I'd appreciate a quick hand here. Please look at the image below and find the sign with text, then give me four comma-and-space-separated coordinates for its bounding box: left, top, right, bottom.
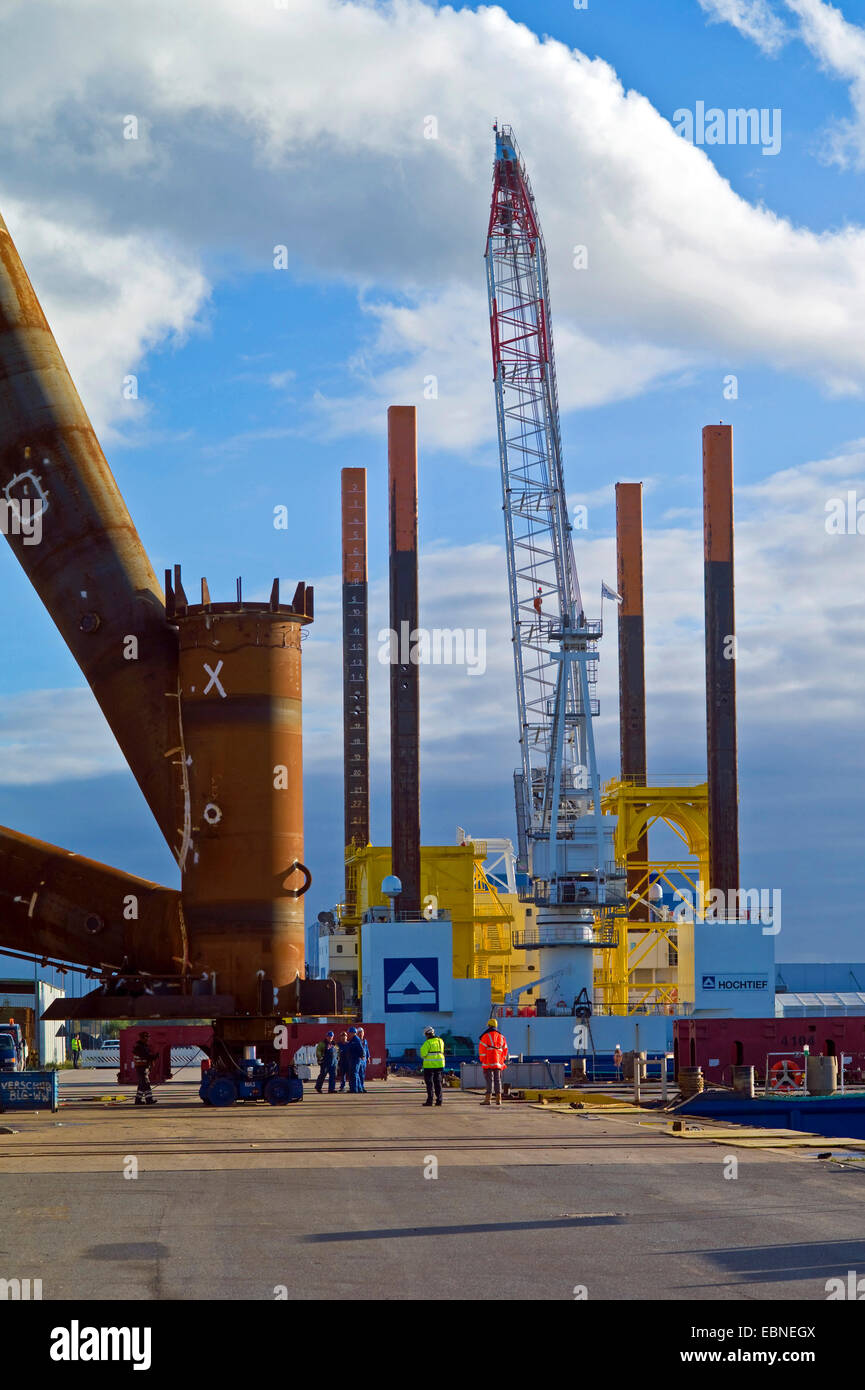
0, 1071, 58, 1112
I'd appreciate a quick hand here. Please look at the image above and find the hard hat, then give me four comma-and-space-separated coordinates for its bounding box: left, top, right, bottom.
348, 1026, 358, 1034
487, 1019, 498, 1029
423, 1026, 435, 1036
325, 1031, 334, 1038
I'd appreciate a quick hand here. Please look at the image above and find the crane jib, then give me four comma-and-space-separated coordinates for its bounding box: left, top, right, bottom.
486, 123, 620, 912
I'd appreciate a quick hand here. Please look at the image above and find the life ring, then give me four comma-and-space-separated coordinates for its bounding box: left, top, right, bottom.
770, 1058, 804, 1092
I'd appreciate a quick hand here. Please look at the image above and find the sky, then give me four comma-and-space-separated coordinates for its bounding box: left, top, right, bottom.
0, 0, 864, 974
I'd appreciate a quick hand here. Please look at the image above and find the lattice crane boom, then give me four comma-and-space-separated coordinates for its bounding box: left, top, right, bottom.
485, 124, 618, 908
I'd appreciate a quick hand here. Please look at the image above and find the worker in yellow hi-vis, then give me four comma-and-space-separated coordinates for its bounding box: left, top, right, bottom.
420, 1026, 445, 1107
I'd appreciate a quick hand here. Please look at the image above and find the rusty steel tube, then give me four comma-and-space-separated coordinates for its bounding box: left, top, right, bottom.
176, 596, 311, 1012
703, 424, 739, 896
388, 406, 421, 916
0, 210, 180, 856
616, 482, 649, 922
342, 467, 369, 904
0, 823, 182, 972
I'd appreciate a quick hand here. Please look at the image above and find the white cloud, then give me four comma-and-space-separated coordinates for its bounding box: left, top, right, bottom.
0, 688, 126, 784
309, 287, 689, 451
784, 0, 865, 168
268, 368, 296, 390
699, 0, 865, 170
697, 0, 792, 54
1, 199, 208, 439
3, 0, 865, 444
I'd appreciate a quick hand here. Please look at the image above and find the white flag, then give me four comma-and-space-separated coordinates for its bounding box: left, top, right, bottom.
601, 582, 622, 603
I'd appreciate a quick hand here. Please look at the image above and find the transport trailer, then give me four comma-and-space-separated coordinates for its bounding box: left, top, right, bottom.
117, 1018, 299, 1107
200, 1058, 303, 1107
199, 1015, 304, 1107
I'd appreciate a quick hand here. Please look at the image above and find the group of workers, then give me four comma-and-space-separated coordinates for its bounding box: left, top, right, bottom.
314, 1025, 370, 1094
312, 1018, 508, 1107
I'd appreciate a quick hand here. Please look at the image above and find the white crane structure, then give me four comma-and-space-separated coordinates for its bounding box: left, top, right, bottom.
484, 124, 624, 1011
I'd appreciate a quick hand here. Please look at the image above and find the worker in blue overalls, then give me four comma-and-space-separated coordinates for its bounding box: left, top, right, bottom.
346, 1027, 365, 1093
336, 1031, 350, 1091
314, 1031, 337, 1094
356, 1026, 371, 1093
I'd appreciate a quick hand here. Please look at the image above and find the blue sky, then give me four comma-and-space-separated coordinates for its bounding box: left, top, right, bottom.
0, 0, 864, 972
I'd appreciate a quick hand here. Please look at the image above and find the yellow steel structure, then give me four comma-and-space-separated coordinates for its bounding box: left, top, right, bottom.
343, 844, 474, 976
344, 838, 638, 1010
342, 842, 534, 1003
598, 780, 710, 1014
469, 841, 520, 1001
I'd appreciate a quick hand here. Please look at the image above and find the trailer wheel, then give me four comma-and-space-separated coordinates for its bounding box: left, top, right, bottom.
207, 1077, 238, 1107
264, 1077, 292, 1106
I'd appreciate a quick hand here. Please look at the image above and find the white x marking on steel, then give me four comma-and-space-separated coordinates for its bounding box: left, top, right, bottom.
203, 660, 226, 698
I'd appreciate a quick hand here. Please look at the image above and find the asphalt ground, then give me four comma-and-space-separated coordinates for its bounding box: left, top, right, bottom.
2, 1069, 864, 1303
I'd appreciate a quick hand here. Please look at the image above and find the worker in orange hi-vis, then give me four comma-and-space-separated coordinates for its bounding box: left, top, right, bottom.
479, 1018, 509, 1107
533, 586, 543, 617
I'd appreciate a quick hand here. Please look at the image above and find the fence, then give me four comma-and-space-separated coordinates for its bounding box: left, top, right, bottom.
83, 1045, 207, 1071
81, 1047, 122, 1068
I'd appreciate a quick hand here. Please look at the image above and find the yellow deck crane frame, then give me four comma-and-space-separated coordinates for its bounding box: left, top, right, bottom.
341, 841, 523, 1005
596, 780, 710, 1014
